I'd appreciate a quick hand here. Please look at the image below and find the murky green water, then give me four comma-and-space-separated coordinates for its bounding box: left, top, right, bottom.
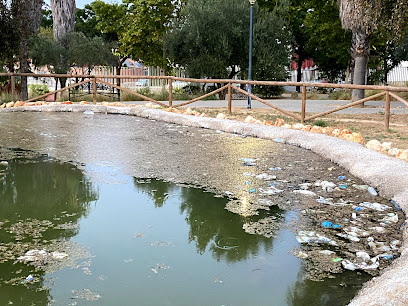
0, 154, 370, 305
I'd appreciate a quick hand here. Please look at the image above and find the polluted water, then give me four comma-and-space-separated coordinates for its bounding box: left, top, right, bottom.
1, 149, 399, 305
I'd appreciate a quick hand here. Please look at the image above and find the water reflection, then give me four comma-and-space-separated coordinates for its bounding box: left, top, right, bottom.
134, 178, 283, 263
0, 150, 98, 305
286, 269, 372, 306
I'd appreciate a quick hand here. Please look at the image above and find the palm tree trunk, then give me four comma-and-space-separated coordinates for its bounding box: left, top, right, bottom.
351, 30, 369, 104
50, 0, 76, 42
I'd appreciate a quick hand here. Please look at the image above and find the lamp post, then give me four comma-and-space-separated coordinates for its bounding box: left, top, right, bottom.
247, 0, 256, 109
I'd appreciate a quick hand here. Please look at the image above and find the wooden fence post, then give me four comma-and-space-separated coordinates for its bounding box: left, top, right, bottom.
228, 82, 232, 114
301, 85, 306, 123
385, 91, 391, 131
11, 75, 15, 98
168, 78, 173, 107
92, 77, 97, 104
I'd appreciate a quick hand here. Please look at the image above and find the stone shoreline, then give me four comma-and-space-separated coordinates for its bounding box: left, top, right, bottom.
1, 104, 408, 305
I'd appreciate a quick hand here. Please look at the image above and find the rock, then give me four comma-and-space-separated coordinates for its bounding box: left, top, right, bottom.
321, 127, 333, 135
366, 139, 383, 151
292, 123, 304, 130
302, 125, 312, 131
6, 101, 14, 108
184, 107, 193, 115
0, 103, 6, 108
332, 129, 341, 137
381, 142, 393, 151
244, 116, 257, 123
80, 101, 89, 105
311, 126, 323, 133
14, 101, 25, 107
274, 118, 285, 127
216, 113, 227, 119
281, 124, 292, 129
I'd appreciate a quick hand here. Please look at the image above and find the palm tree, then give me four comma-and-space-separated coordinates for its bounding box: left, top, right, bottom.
50, 0, 76, 42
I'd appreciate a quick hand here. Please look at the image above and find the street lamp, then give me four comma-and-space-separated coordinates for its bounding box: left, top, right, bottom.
247, 0, 256, 109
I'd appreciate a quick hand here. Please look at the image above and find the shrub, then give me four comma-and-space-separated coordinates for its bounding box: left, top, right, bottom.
252, 85, 284, 98
29, 84, 49, 97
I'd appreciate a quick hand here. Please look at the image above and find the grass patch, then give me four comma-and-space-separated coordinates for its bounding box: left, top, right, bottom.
328, 89, 352, 100
312, 119, 328, 127
0, 92, 21, 103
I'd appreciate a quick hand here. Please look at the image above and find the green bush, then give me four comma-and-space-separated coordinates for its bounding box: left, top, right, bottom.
29, 84, 49, 97
252, 85, 284, 98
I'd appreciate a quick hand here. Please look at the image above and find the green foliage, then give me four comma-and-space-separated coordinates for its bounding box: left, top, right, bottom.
303, 0, 351, 82
30, 28, 69, 73
64, 32, 116, 72
166, 0, 290, 84
0, 0, 20, 69
29, 84, 49, 96
313, 119, 328, 127
92, 0, 182, 68
252, 85, 284, 98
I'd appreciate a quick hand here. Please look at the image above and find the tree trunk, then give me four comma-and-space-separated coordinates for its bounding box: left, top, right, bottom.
50, 0, 76, 42
351, 30, 369, 104
296, 56, 303, 93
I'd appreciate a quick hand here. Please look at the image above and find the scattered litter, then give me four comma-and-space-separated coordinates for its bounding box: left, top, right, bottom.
339, 184, 347, 189
337, 233, 360, 242
319, 250, 335, 255
352, 184, 369, 190
25, 274, 34, 282
321, 221, 341, 229
338, 176, 347, 180
239, 158, 257, 163
241, 134, 248, 138
381, 213, 398, 224
296, 231, 338, 246
150, 263, 170, 274
214, 277, 223, 283
243, 172, 255, 177
314, 181, 336, 192
258, 186, 284, 195
83, 110, 94, 116
390, 200, 402, 211
273, 138, 286, 143
332, 258, 343, 263
367, 187, 378, 196
248, 188, 256, 193
269, 167, 281, 171
0, 161, 8, 166
242, 162, 257, 167
71, 289, 101, 301
379, 254, 393, 260
255, 173, 276, 180
359, 202, 390, 211
293, 190, 316, 197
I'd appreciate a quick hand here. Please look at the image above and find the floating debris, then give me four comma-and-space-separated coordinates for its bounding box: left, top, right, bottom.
243, 217, 281, 238
71, 289, 101, 301
150, 263, 170, 274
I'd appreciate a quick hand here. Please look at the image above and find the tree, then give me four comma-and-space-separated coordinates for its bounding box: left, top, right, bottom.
92, 0, 184, 69
338, 0, 408, 101
0, 0, 19, 71
12, 0, 43, 100
165, 0, 290, 97
50, 0, 76, 42
303, 0, 352, 83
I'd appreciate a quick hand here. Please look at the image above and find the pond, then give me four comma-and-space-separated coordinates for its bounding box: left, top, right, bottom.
0, 152, 372, 305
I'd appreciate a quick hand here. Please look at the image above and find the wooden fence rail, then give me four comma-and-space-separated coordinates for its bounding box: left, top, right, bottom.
1, 73, 407, 131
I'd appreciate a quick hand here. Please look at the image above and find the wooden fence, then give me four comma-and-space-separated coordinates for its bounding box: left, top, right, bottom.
1, 72, 408, 131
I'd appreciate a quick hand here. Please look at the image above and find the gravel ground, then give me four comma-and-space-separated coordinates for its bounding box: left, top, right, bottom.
1, 105, 408, 305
